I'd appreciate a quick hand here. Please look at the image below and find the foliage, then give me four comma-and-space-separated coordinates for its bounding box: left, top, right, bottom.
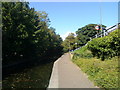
73, 46, 93, 59
72, 29, 119, 89
76, 24, 106, 47
87, 29, 120, 60
62, 33, 77, 52
72, 57, 119, 89
2, 2, 63, 64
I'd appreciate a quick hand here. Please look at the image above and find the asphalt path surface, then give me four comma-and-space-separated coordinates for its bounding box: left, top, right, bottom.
48, 53, 99, 88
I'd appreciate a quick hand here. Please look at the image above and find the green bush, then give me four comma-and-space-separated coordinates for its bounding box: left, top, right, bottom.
72, 30, 119, 89
87, 29, 120, 60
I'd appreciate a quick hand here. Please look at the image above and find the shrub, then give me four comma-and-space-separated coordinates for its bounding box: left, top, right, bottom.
87, 29, 120, 60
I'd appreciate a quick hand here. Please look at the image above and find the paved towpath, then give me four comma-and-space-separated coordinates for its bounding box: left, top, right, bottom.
48, 53, 99, 88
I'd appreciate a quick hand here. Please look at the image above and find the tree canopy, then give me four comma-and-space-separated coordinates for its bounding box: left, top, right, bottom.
62, 24, 107, 52
2, 2, 63, 64
76, 24, 106, 47
62, 33, 77, 52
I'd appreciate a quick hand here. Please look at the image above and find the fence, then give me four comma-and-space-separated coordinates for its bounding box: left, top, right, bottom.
95, 23, 119, 38
73, 23, 119, 51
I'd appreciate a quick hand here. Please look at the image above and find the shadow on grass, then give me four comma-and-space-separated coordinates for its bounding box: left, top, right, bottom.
2, 56, 59, 89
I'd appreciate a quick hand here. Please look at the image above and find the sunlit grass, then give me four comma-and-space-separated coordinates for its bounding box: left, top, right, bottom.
73, 46, 93, 59
72, 57, 119, 89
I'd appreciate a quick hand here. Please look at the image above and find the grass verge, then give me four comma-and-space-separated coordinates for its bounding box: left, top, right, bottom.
72, 57, 119, 89
73, 46, 93, 59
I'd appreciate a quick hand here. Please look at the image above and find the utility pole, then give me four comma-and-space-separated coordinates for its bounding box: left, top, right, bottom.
100, 0, 103, 37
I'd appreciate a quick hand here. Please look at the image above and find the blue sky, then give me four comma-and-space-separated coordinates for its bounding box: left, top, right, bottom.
29, 2, 118, 40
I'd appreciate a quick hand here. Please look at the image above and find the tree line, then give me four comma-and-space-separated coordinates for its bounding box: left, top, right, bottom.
62, 24, 106, 52
62, 24, 119, 60
2, 2, 63, 65
3, 1, 119, 64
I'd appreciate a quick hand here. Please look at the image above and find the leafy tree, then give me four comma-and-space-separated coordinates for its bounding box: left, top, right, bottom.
45, 27, 63, 57
76, 24, 106, 47
2, 2, 39, 61
62, 33, 77, 52
2, 2, 63, 64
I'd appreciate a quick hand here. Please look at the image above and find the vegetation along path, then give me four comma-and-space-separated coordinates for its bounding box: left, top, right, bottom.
48, 53, 99, 88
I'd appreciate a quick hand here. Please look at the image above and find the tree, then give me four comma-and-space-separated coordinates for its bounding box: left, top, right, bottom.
62, 33, 77, 52
2, 2, 63, 64
76, 24, 106, 47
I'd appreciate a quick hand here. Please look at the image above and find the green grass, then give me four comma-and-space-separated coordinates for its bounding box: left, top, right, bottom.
73, 46, 93, 59
74, 46, 88, 54
2, 62, 54, 89
72, 57, 119, 89
72, 45, 119, 89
